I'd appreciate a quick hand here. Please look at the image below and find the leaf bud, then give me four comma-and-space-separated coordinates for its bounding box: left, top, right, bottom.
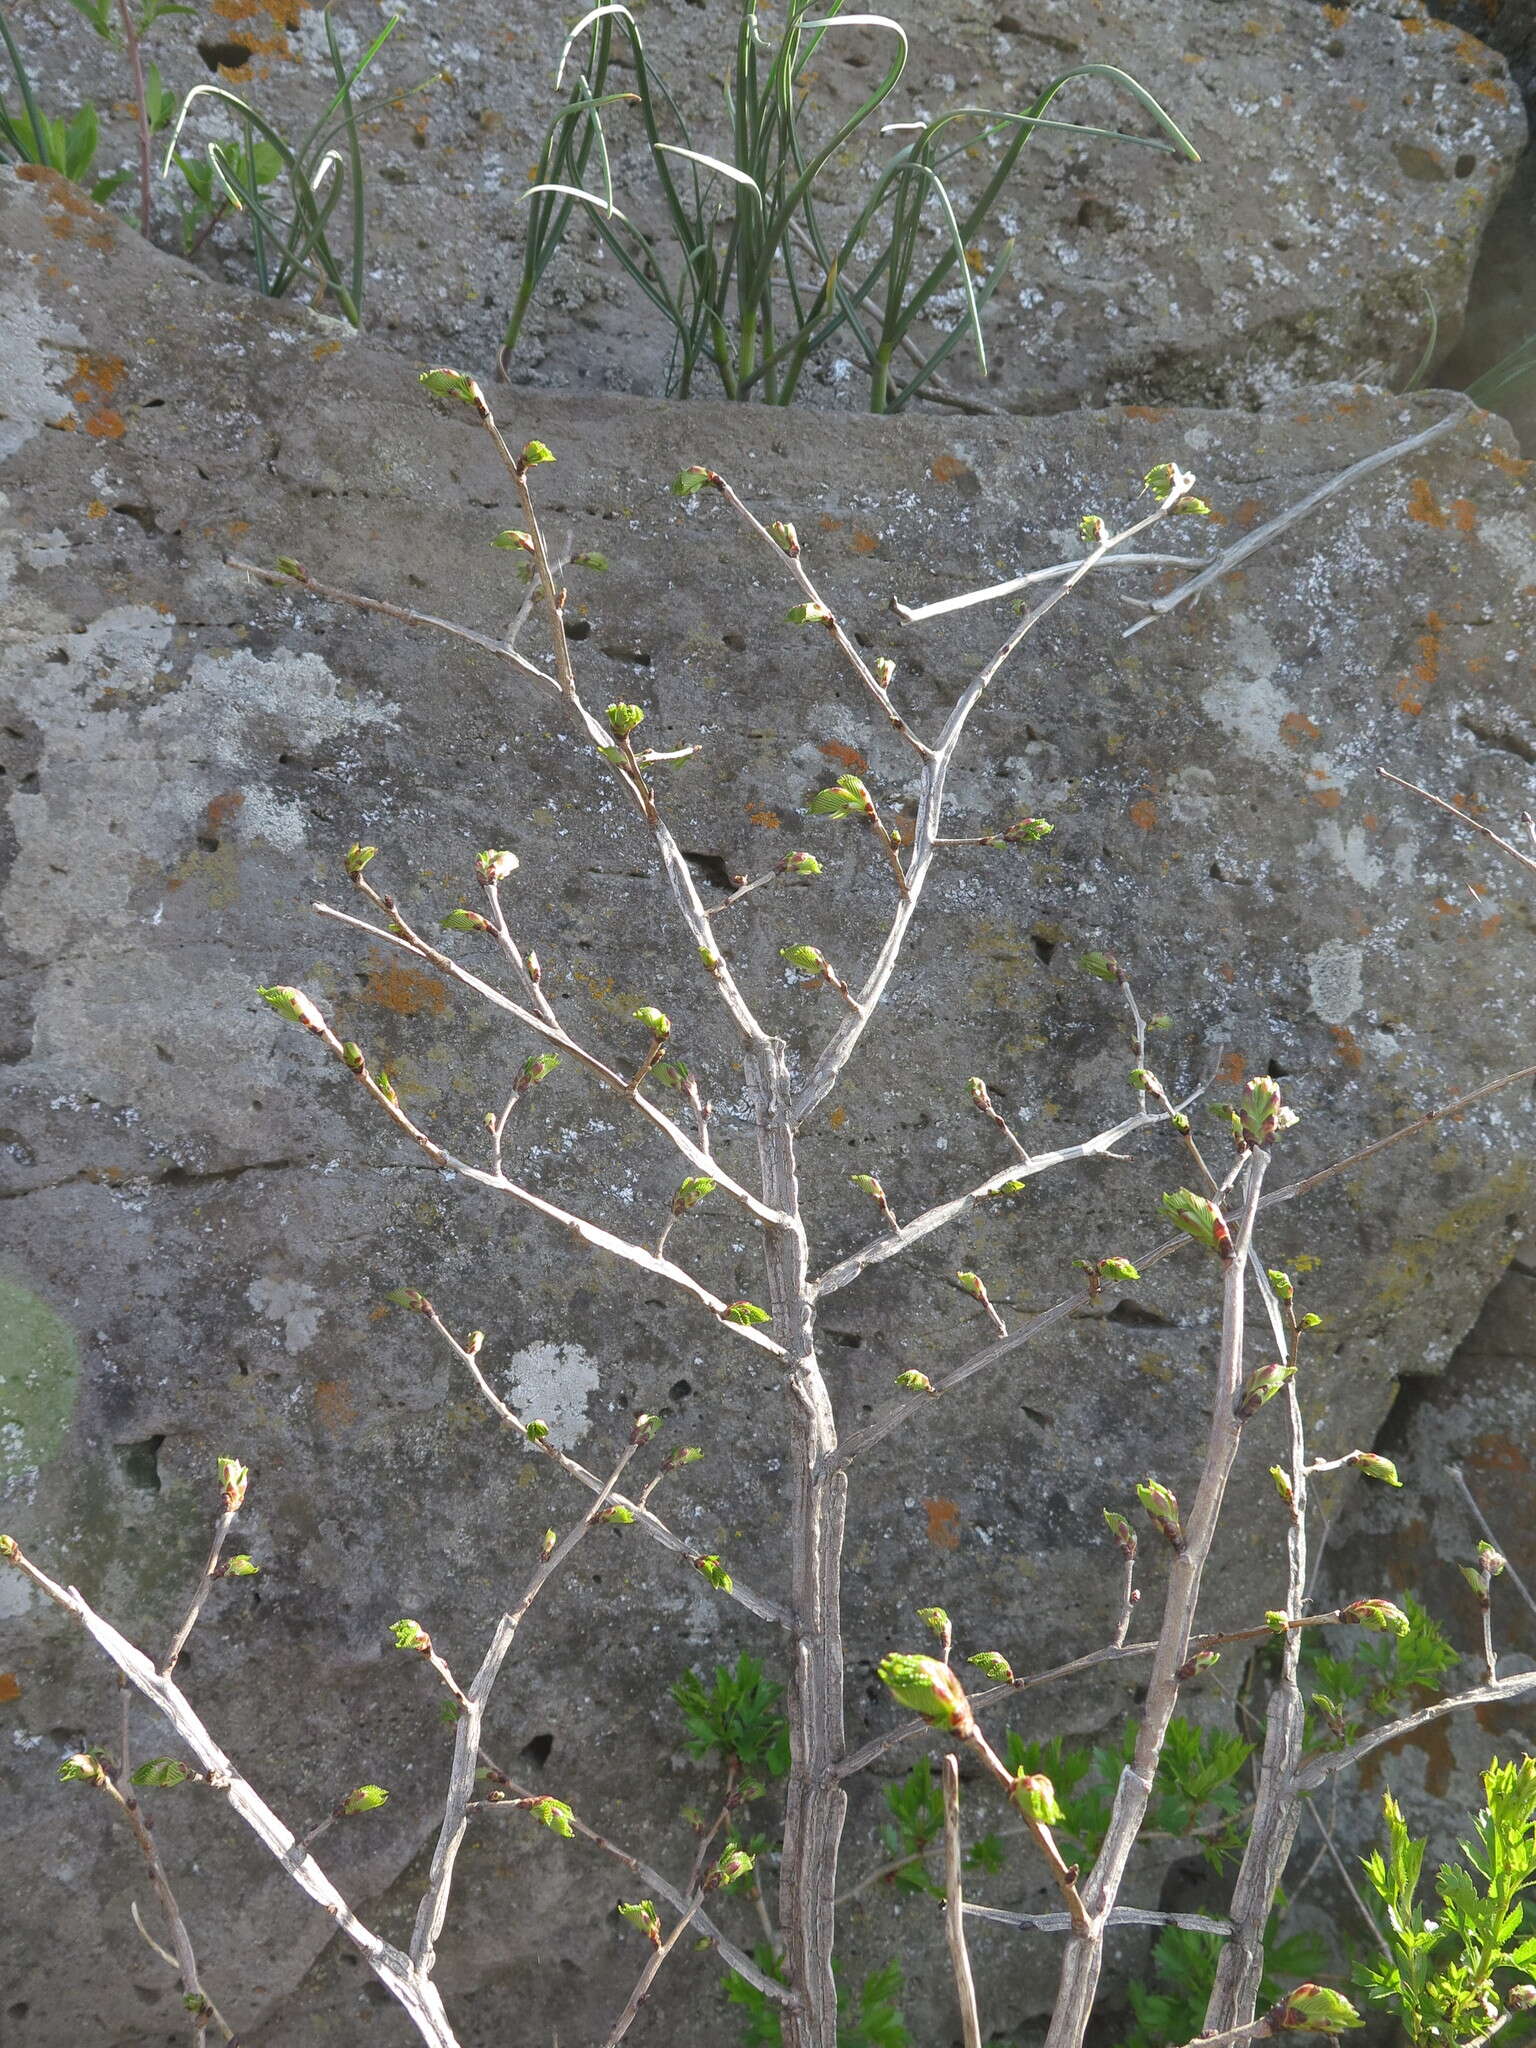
389, 1618, 431, 1652
632, 1006, 671, 1039
722, 1300, 770, 1326
605, 702, 646, 737
1177, 1649, 1221, 1679
767, 520, 800, 555
524, 1419, 550, 1442
618, 1899, 661, 1945
1348, 1452, 1402, 1487
517, 1051, 561, 1092
58, 1752, 109, 1786
1266, 1268, 1294, 1302
1078, 951, 1119, 983
711, 1847, 755, 1889
786, 602, 832, 625
876, 1652, 974, 1736
258, 985, 328, 1035
475, 849, 520, 885
1160, 1188, 1233, 1261
1237, 1361, 1295, 1421
217, 1457, 249, 1512
672, 1175, 716, 1215
692, 1554, 733, 1592
779, 850, 822, 877
1098, 1258, 1140, 1283
223, 1554, 260, 1577
339, 1784, 389, 1815
671, 466, 713, 496
1478, 1541, 1506, 1576
872, 656, 895, 689
1339, 1598, 1410, 1637
895, 1371, 935, 1394
345, 844, 377, 875
524, 1795, 574, 1835
1265, 1611, 1290, 1634
419, 366, 477, 403
1103, 1509, 1137, 1559
341, 1041, 367, 1074
1080, 513, 1107, 547
131, 1758, 195, 1788
1269, 1465, 1295, 1508
916, 1605, 950, 1643
1136, 1477, 1184, 1551
520, 440, 555, 468
1012, 1772, 1064, 1826
780, 944, 826, 976
630, 1412, 662, 1445
541, 1528, 557, 1560
967, 1651, 1015, 1684
492, 528, 535, 553
440, 907, 491, 933
1270, 1985, 1364, 2034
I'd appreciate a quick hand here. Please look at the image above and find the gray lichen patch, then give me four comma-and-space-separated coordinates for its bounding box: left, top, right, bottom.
0, 1276, 80, 1497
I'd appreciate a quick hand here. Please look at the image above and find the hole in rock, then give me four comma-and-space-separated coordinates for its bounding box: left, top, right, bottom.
1104, 1298, 1174, 1329
564, 618, 592, 641
520, 1732, 555, 1769
115, 1435, 165, 1492
682, 849, 735, 893
196, 36, 252, 68
670, 1379, 692, 1401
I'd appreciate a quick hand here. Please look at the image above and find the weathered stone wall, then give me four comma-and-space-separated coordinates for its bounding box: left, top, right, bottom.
1, 154, 1534, 2043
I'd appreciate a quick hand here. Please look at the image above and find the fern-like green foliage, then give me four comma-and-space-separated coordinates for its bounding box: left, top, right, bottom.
1306, 1593, 1458, 1746
725, 1947, 910, 2047
1003, 1717, 1252, 1869
672, 1654, 790, 1777
877, 1758, 1003, 1896
1358, 1758, 1536, 2048
1116, 1916, 1329, 2048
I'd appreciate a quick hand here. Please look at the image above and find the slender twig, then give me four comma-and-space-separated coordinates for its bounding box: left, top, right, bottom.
1377, 770, 1536, 878
964, 1905, 1233, 1936
1449, 1466, 1536, 1626
892, 551, 1208, 625
102, 1773, 234, 2042
1300, 1795, 1391, 1958
0, 1539, 458, 2048
1121, 400, 1472, 637
603, 1891, 708, 2046
114, 0, 153, 239
1289, 1673, 1536, 1794
162, 1509, 238, 1676
942, 1756, 983, 2048
414, 1299, 789, 1628
408, 1438, 638, 1976
829, 1059, 1536, 1472
472, 1757, 795, 2009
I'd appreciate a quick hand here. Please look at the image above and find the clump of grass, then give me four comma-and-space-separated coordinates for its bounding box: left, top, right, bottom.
501, 0, 1198, 411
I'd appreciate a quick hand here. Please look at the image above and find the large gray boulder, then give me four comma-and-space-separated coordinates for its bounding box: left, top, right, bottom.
10, 0, 1526, 412
1, 169, 1534, 2044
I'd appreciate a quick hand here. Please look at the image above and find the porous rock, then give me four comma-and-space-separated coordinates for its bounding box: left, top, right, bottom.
8, 0, 1526, 413
1, 168, 1535, 2044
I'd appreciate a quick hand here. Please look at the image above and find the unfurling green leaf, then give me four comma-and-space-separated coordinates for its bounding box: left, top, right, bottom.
876, 1653, 973, 1735
475, 849, 519, 885
895, 1370, 935, 1393
723, 1301, 770, 1327
1339, 1599, 1411, 1637
786, 602, 832, 626
419, 367, 478, 403
632, 1006, 671, 1039
131, 1758, 195, 1788
618, 1898, 661, 1945
525, 1795, 574, 1835
521, 440, 555, 468
606, 702, 646, 737
440, 907, 491, 933
389, 1618, 431, 1652
345, 843, 377, 875
672, 466, 712, 496
339, 1784, 390, 1815
1013, 1771, 1064, 1826
968, 1651, 1014, 1684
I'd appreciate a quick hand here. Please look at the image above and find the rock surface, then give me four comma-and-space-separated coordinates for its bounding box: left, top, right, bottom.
2, 168, 1536, 2044
4, 0, 1526, 415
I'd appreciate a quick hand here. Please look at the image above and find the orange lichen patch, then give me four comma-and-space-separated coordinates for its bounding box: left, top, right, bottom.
1322, 2, 1349, 24
1479, 913, 1503, 939
356, 949, 450, 1017
1406, 477, 1446, 526
849, 529, 879, 556
745, 799, 781, 829
1450, 497, 1477, 533
1329, 1025, 1364, 1068
1128, 798, 1158, 831
1348, 93, 1368, 112
313, 1379, 358, 1432
69, 353, 128, 440
1280, 711, 1320, 746
1232, 499, 1266, 530
819, 739, 869, 772
1478, 445, 1531, 479
205, 0, 307, 73
17, 165, 115, 247
828, 1105, 847, 1131
1394, 678, 1424, 715
817, 515, 842, 533
924, 1498, 961, 1551
1217, 962, 1236, 984
87, 499, 108, 519
1429, 896, 1462, 918
1466, 1430, 1530, 1475
312, 339, 345, 361
1398, 11, 1424, 29
226, 519, 252, 538
929, 453, 972, 485
0, 1673, 20, 1704
1121, 405, 1169, 422
1310, 787, 1343, 809
205, 790, 245, 837
1472, 77, 1510, 102
1358, 1712, 1453, 1797
1217, 1051, 1245, 1085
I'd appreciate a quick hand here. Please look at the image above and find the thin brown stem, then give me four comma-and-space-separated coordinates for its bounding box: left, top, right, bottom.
603, 1891, 708, 2046
1378, 770, 1536, 878
114, 0, 153, 238
162, 1509, 237, 1676
942, 1756, 983, 2048
102, 1774, 234, 2041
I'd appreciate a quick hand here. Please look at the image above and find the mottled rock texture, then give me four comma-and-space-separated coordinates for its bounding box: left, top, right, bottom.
1, 167, 1535, 2044
2, 0, 1525, 413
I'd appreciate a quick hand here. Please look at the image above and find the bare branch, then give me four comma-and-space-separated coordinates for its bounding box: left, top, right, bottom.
942, 1756, 983, 2048
892, 551, 1208, 625
1120, 400, 1472, 637
1289, 1673, 1536, 1796
1378, 769, 1536, 878
1, 1540, 458, 2048
964, 1905, 1233, 1937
